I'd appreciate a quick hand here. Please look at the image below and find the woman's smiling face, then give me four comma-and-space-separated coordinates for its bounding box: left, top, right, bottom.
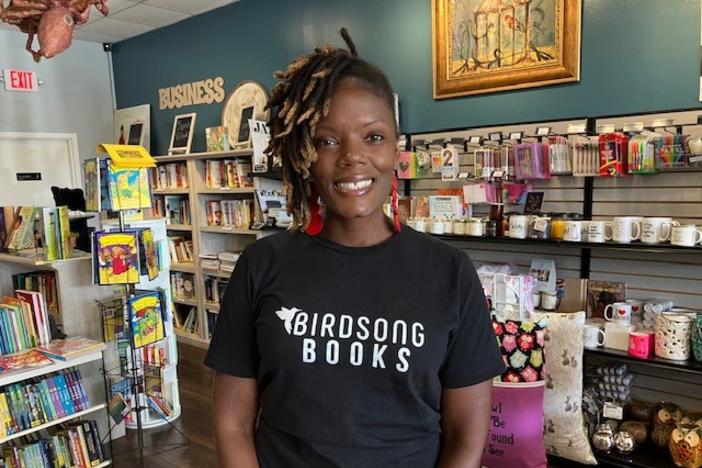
310, 77, 398, 223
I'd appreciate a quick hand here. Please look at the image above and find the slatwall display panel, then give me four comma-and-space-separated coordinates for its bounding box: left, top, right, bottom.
409, 118, 589, 217
586, 355, 702, 412
441, 239, 582, 279
590, 250, 702, 310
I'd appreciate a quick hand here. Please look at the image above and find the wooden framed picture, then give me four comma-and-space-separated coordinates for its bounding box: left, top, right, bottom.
432, 0, 582, 99
168, 113, 196, 155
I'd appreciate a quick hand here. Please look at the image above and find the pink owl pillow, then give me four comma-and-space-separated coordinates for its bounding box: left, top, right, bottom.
492, 315, 548, 383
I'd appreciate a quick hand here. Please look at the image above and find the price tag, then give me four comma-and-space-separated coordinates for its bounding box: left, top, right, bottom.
567, 123, 587, 134
536, 126, 551, 136
597, 124, 616, 134
468, 135, 482, 144
508, 131, 523, 141
623, 122, 644, 132
603, 402, 624, 420
489, 132, 502, 142
492, 170, 504, 179
690, 155, 702, 163
458, 172, 470, 179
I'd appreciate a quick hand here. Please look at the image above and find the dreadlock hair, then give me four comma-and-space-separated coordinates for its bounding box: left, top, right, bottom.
265, 27, 397, 232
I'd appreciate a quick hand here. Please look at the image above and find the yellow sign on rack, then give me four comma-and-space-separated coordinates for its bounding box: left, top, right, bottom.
97, 144, 156, 168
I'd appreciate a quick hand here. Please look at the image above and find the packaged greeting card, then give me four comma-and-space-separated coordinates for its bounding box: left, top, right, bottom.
94, 231, 140, 285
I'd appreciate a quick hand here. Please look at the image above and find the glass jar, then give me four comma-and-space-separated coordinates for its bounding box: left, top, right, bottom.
551, 213, 567, 240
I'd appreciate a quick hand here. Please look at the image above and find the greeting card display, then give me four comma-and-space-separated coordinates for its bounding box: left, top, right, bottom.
94, 231, 140, 285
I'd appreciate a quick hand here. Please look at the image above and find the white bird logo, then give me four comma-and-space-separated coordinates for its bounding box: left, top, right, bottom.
275, 307, 300, 334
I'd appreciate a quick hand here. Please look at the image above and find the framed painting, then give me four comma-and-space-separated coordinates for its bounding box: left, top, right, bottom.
432, 0, 582, 99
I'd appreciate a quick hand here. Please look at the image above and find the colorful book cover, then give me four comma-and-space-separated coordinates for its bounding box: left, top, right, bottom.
587, 280, 627, 318
38, 208, 58, 262
6, 206, 37, 251
108, 393, 129, 425
0, 349, 52, 374
95, 231, 140, 285
107, 164, 152, 211
57, 206, 71, 260
128, 291, 164, 349
97, 144, 155, 168
140, 229, 159, 281
206, 126, 230, 152
82, 158, 101, 212
37, 337, 105, 361
15, 290, 51, 346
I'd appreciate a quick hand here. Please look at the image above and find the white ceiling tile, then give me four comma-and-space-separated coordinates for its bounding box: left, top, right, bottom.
143, 0, 237, 15
103, 0, 139, 14
110, 3, 189, 28
73, 29, 123, 44
78, 17, 154, 40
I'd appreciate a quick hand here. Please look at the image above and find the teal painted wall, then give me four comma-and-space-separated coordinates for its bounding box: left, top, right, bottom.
112, 0, 701, 155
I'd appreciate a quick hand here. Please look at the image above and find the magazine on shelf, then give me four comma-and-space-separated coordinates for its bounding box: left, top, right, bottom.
93, 231, 141, 285
107, 163, 152, 211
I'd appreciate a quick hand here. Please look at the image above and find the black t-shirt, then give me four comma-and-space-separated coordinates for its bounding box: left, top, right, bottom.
204, 227, 505, 468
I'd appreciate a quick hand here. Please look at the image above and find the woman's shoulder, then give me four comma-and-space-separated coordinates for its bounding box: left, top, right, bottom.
242, 230, 302, 260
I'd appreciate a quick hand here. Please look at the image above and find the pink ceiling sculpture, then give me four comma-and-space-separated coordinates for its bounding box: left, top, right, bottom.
0, 0, 109, 62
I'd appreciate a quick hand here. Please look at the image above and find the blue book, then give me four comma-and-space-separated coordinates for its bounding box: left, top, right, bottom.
71, 370, 91, 410
53, 374, 75, 416
38, 380, 56, 420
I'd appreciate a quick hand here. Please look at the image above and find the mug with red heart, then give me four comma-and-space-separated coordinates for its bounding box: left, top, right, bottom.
604, 302, 633, 326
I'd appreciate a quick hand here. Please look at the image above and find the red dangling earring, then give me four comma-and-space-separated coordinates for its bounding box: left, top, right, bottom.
391, 176, 402, 233
306, 185, 324, 236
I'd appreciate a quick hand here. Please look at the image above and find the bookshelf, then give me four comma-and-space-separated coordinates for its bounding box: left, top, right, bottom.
0, 350, 104, 388
152, 150, 274, 348
0, 403, 107, 445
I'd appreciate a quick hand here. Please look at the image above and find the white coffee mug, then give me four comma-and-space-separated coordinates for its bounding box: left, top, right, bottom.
641, 217, 679, 244
509, 215, 529, 239
671, 224, 702, 247
604, 302, 633, 325
588, 221, 613, 243
612, 216, 641, 244
453, 220, 466, 236
563, 220, 583, 242
583, 324, 606, 348
625, 299, 644, 317
467, 219, 484, 237
430, 219, 445, 235
414, 218, 426, 233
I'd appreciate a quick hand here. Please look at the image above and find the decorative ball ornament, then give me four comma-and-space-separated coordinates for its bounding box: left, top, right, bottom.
669, 425, 702, 468
653, 402, 680, 429
592, 424, 615, 452
614, 431, 636, 454
620, 421, 648, 444
653, 424, 676, 449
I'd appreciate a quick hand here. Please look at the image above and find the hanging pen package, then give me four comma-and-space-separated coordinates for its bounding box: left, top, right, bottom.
599, 133, 629, 177
513, 143, 551, 180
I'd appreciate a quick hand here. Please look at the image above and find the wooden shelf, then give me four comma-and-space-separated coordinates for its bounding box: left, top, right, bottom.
199, 226, 259, 235
202, 269, 232, 279
155, 149, 252, 161
584, 347, 702, 376
0, 403, 106, 444
170, 262, 196, 273
173, 297, 197, 307
0, 251, 92, 267
0, 350, 104, 387
196, 187, 255, 194
205, 303, 220, 313
249, 171, 283, 180
174, 330, 209, 348
153, 189, 190, 195
165, 223, 192, 232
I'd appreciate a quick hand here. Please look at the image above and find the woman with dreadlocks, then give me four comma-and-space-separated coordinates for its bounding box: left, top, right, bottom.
205, 29, 505, 468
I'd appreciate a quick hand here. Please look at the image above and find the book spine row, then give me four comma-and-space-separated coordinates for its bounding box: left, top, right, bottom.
204, 277, 229, 305
167, 236, 194, 264
0, 369, 91, 438
204, 159, 253, 189
206, 199, 252, 228
12, 273, 58, 321
0, 419, 104, 468
151, 162, 189, 191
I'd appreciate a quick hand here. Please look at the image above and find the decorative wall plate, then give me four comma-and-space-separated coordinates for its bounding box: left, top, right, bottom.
221, 81, 270, 149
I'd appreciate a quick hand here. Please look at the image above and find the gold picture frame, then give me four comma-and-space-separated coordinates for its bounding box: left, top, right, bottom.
432, 0, 582, 99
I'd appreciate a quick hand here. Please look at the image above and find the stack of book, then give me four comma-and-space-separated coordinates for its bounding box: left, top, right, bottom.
174, 307, 198, 335
147, 395, 174, 420
199, 253, 219, 271
218, 252, 239, 273
152, 162, 189, 191
0, 369, 91, 437
204, 277, 228, 305
2, 206, 72, 261
206, 199, 252, 228
0, 420, 104, 467
12, 273, 58, 320
36, 338, 105, 362
167, 236, 194, 264
170, 272, 195, 301
0, 350, 52, 375
204, 159, 252, 189
0, 290, 52, 356
139, 342, 167, 368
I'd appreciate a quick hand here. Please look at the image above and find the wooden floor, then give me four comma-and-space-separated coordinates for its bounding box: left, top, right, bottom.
111, 343, 218, 468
